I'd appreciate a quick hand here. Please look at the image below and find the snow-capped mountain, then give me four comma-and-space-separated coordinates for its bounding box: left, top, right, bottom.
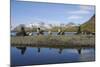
25, 23, 52, 29
11, 22, 77, 31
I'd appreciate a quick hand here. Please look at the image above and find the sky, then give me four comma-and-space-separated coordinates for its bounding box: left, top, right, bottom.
11, 0, 95, 27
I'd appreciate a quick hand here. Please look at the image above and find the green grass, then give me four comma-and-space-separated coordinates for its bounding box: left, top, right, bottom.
81, 15, 95, 32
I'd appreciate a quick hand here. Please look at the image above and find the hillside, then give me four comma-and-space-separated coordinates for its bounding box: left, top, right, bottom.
65, 15, 95, 32
81, 15, 95, 33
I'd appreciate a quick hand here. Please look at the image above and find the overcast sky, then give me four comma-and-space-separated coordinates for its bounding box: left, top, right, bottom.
11, 0, 95, 27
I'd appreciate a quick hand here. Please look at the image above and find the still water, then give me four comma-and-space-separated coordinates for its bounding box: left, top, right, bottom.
11, 32, 76, 36
11, 47, 95, 66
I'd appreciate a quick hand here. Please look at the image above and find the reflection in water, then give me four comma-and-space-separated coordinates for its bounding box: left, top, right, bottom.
49, 48, 52, 50
42, 48, 64, 54
16, 47, 64, 54
16, 47, 26, 55
77, 48, 82, 55
11, 47, 95, 66
37, 47, 41, 53
59, 48, 63, 54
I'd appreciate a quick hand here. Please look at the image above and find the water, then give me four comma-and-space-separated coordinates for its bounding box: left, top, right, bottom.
11, 47, 95, 66
11, 32, 76, 36
11, 32, 17, 36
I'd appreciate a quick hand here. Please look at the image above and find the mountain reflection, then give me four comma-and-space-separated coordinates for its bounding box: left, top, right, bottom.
77, 48, 82, 55
37, 47, 41, 53
15, 46, 82, 55
16, 47, 26, 55
59, 48, 63, 54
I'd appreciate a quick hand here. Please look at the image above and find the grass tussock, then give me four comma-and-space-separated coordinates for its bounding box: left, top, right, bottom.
11, 35, 95, 48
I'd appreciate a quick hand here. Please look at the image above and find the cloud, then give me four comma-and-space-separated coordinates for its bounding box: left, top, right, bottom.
68, 10, 90, 14
68, 5, 94, 15
79, 5, 95, 11
67, 15, 82, 20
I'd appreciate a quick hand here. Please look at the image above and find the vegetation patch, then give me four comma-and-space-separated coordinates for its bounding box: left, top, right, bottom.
11, 35, 95, 48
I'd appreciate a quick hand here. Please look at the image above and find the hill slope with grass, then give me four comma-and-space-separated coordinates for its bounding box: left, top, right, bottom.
63, 15, 95, 32
81, 15, 95, 33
